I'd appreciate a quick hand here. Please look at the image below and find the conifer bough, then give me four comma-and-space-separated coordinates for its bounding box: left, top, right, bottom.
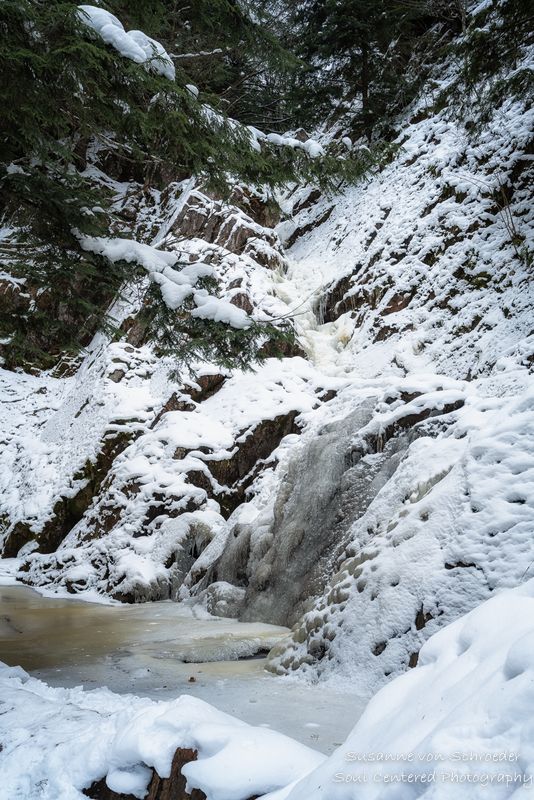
0, 0, 387, 371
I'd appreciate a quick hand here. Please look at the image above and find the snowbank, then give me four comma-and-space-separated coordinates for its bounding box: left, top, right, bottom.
0, 663, 323, 800
282, 578, 534, 799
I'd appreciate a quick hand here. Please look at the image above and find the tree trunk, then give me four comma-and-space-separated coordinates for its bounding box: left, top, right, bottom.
361, 37, 372, 140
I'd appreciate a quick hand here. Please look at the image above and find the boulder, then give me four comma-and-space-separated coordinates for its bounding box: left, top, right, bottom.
83, 746, 260, 800
83, 747, 206, 800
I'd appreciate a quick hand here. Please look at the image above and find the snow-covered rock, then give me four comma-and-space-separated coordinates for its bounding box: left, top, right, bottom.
0, 662, 323, 800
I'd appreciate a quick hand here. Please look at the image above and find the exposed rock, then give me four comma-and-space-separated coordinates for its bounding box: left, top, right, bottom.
150, 374, 226, 429
366, 397, 465, 455
291, 127, 310, 143
373, 323, 398, 343
1, 520, 36, 559
257, 337, 307, 360
83, 746, 261, 800
171, 191, 285, 270
0, 267, 118, 372
317, 270, 394, 324
415, 605, 434, 631
187, 411, 301, 518
230, 185, 280, 228
317, 273, 355, 323
83, 748, 207, 800
2, 431, 136, 557
185, 373, 226, 403
243, 237, 284, 270
120, 314, 151, 348
229, 291, 254, 315
408, 651, 419, 668
150, 393, 196, 429
292, 188, 322, 216
108, 369, 126, 383
285, 205, 334, 249
382, 288, 417, 315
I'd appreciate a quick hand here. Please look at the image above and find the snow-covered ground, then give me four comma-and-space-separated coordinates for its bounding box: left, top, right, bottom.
279, 577, 534, 800
0, 662, 325, 800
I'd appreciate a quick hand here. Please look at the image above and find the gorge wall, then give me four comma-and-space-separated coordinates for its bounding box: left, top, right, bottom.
1, 35, 533, 697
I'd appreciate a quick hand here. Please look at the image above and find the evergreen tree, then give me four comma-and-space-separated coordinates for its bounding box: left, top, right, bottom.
104, 0, 297, 130
288, 0, 452, 139
0, 0, 371, 370
446, 0, 534, 124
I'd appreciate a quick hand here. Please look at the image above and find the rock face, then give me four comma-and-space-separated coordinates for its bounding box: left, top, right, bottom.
1, 180, 336, 604
10, 353, 328, 602
186, 410, 301, 519
169, 188, 286, 271
2, 430, 135, 558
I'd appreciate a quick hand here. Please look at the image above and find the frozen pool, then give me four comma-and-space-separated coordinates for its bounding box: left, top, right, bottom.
0, 583, 365, 753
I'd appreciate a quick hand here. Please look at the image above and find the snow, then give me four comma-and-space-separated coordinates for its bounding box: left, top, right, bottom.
4, 579, 534, 799
77, 3, 330, 173
0, 663, 324, 800
4, 38, 534, 645
250, 128, 326, 159
79, 233, 253, 325
191, 290, 253, 329
1, 6, 534, 798
79, 233, 203, 310
281, 579, 534, 799
11, 353, 339, 601
0, 336, 161, 553
265, 29, 534, 690
302, 139, 325, 158
77, 2, 329, 175
78, 5, 175, 80
2, 172, 347, 603
0, 584, 365, 754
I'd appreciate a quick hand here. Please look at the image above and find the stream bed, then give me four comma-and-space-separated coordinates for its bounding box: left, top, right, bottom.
0, 583, 365, 754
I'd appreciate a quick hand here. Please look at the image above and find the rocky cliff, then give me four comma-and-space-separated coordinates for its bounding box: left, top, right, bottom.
1, 30, 533, 698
